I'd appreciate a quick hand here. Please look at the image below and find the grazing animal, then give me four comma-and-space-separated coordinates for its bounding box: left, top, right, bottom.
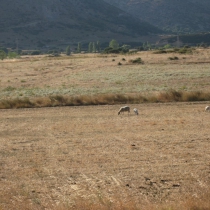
205, 106, 210, 112
133, 108, 139, 115
118, 106, 130, 115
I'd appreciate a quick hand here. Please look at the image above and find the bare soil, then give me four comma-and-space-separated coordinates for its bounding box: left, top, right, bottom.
0, 102, 210, 209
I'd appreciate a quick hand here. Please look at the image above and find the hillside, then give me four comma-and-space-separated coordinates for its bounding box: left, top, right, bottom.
0, 0, 162, 50
103, 0, 210, 34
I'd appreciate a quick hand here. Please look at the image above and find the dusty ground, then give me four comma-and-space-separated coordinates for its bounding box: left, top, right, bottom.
0, 103, 210, 209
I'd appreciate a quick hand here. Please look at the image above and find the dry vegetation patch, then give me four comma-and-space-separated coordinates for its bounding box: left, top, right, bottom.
0, 48, 210, 106
0, 103, 210, 209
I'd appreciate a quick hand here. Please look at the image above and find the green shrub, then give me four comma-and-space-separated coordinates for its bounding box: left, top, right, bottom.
8, 52, 19, 59
31, 51, 41, 55
178, 47, 193, 54
66, 46, 71, 56
153, 49, 167, 54
109, 39, 119, 49
103, 47, 128, 54
168, 56, 179, 60
129, 57, 143, 64
0, 50, 7, 60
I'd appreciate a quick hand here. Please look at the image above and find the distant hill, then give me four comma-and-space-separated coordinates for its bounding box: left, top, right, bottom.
103, 0, 210, 34
0, 0, 162, 50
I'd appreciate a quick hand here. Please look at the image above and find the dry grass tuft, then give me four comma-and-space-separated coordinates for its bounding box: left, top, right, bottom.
181, 91, 210, 102
0, 97, 35, 109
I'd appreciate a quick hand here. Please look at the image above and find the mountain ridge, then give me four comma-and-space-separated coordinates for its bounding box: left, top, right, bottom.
0, 0, 162, 50
103, 0, 210, 33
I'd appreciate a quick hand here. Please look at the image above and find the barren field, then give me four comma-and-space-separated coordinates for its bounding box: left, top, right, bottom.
0, 49, 210, 209
0, 103, 210, 209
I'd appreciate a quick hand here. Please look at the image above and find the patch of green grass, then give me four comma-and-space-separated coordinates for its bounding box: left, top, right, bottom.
3, 86, 16, 91
154, 47, 194, 54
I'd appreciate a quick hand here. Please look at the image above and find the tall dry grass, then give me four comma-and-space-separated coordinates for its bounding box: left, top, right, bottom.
157, 90, 210, 102
0, 90, 210, 109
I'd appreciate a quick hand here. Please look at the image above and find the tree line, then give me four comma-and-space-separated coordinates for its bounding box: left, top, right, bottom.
1, 38, 208, 60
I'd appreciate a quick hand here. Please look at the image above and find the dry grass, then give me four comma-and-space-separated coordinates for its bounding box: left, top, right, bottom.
0, 91, 210, 109
1, 48, 210, 103
0, 103, 210, 209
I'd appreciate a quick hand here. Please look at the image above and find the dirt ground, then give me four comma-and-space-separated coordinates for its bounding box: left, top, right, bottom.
0, 102, 210, 209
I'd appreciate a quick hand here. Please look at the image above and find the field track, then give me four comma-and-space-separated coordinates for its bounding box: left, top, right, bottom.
0, 102, 210, 209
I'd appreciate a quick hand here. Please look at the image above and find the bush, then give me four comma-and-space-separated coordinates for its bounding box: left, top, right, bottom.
178, 47, 193, 54
153, 49, 167, 54
0, 49, 7, 60
103, 47, 128, 54
109, 39, 119, 49
129, 57, 144, 64
8, 52, 19, 59
168, 56, 179, 60
66, 46, 71, 56
31, 51, 41, 55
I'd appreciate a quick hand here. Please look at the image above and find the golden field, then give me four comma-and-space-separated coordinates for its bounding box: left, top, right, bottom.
1, 48, 210, 99
0, 48, 210, 209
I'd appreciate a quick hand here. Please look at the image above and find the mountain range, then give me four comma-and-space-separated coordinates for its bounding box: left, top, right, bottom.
0, 0, 162, 50
104, 0, 210, 34
0, 0, 209, 50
